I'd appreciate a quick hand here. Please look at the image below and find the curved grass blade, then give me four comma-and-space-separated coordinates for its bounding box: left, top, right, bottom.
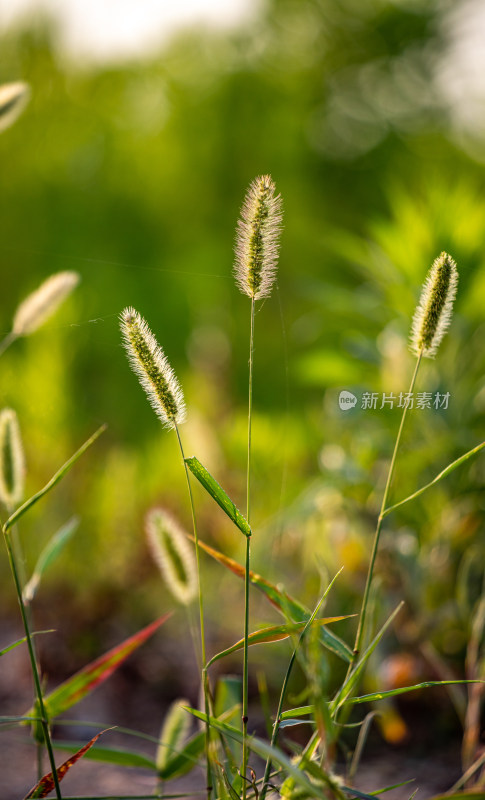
158, 702, 241, 781
26, 615, 169, 727
382, 441, 485, 519
0, 630, 53, 657
24, 729, 110, 798
330, 602, 404, 716
425, 795, 485, 800
207, 616, 351, 668
4, 425, 107, 533
347, 680, 484, 705
157, 729, 205, 781
50, 740, 156, 770
183, 707, 328, 799
185, 456, 251, 537
191, 535, 352, 663
23, 518, 79, 603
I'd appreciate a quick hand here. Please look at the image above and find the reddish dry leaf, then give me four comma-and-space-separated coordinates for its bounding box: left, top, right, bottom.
24, 729, 110, 798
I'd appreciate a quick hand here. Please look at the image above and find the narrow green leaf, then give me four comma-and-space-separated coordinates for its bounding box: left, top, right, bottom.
4, 425, 106, 532
278, 719, 314, 728
280, 705, 313, 721
24, 729, 109, 798
184, 707, 328, 799
383, 441, 485, 518
0, 715, 43, 724
23, 517, 79, 603
0, 630, 53, 657
207, 616, 351, 667
330, 602, 404, 715
25, 615, 169, 723
157, 729, 205, 780
426, 795, 485, 800
185, 456, 251, 537
192, 535, 353, 663
51, 740, 156, 770
365, 779, 416, 796
347, 680, 484, 706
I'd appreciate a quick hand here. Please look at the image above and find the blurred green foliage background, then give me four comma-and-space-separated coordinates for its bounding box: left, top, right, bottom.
1, 0, 485, 732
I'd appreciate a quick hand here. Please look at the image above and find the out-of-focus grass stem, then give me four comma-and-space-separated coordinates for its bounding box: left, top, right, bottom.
174, 422, 212, 800
3, 525, 63, 799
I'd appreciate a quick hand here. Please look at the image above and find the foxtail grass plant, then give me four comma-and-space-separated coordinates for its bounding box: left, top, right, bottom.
4, 171, 485, 798
0, 270, 80, 358
350, 251, 459, 672
0, 81, 30, 133
120, 306, 213, 798
1, 411, 64, 799
234, 174, 283, 799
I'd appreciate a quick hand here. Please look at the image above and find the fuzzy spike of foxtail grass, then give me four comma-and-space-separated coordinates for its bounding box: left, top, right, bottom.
410, 251, 458, 358
120, 307, 186, 429
0, 408, 25, 509
234, 174, 283, 300
12, 271, 80, 337
0, 81, 30, 133
146, 508, 197, 605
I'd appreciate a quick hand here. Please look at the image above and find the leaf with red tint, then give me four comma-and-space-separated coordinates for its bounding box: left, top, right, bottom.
191, 536, 352, 663
26, 615, 170, 727
24, 729, 110, 798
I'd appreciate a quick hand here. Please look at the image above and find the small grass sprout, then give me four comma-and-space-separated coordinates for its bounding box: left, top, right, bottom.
120, 307, 186, 429
0, 408, 25, 509
146, 507, 197, 605
0, 81, 30, 133
234, 174, 283, 300
410, 251, 458, 357
12, 270, 80, 337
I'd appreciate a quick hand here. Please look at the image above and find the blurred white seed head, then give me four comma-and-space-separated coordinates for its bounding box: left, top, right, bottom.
234, 174, 283, 300
145, 508, 196, 605
410, 252, 458, 358
0, 408, 25, 509
12, 271, 80, 336
0, 82, 30, 133
156, 697, 191, 773
120, 307, 186, 429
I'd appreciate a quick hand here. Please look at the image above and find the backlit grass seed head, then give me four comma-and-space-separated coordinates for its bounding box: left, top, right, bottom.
120, 307, 186, 429
12, 271, 80, 336
145, 508, 196, 605
0, 408, 25, 509
234, 174, 283, 300
156, 697, 191, 772
410, 252, 458, 358
0, 82, 30, 133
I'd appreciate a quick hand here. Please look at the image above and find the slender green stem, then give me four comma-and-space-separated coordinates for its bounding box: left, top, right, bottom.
0, 331, 16, 358
3, 528, 63, 799
173, 422, 212, 800
349, 351, 423, 672
242, 297, 255, 799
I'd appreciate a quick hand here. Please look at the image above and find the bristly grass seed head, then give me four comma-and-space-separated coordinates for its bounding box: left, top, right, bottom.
410, 251, 458, 358
120, 307, 186, 429
0, 82, 30, 133
145, 508, 196, 605
12, 271, 80, 336
234, 174, 283, 300
0, 408, 25, 509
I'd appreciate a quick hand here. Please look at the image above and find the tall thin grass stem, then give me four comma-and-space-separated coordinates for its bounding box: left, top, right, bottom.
242, 296, 255, 799
350, 350, 423, 671
173, 422, 212, 800
3, 528, 63, 799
